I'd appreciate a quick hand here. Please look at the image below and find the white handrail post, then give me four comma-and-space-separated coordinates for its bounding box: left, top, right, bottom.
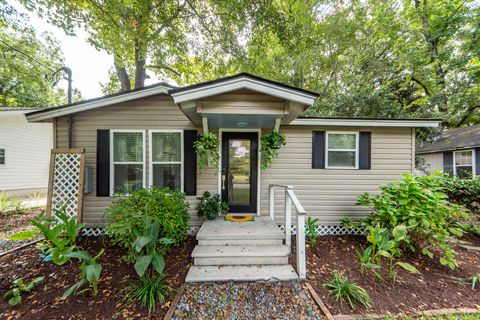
269, 185, 275, 220
296, 212, 306, 280
284, 186, 292, 252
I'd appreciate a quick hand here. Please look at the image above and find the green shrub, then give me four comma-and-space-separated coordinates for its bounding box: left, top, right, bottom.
324, 271, 370, 309
196, 191, 228, 220
105, 187, 190, 259
348, 173, 467, 273
442, 175, 480, 214
3, 276, 44, 306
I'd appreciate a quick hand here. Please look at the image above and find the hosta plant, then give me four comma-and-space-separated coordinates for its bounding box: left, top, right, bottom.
3, 276, 44, 306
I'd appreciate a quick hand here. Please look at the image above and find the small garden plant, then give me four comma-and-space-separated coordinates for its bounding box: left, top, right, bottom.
305, 216, 320, 247
30, 208, 105, 298
260, 131, 286, 169
324, 271, 370, 309
106, 187, 190, 259
3, 276, 44, 306
122, 216, 174, 314
194, 132, 220, 173
0, 192, 27, 216
196, 191, 229, 220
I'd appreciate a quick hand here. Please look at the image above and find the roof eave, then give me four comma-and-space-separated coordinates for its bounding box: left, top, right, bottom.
289, 118, 441, 128
170, 76, 319, 106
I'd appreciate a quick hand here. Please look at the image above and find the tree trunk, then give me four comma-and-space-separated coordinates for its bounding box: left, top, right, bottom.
134, 42, 148, 89
114, 58, 131, 92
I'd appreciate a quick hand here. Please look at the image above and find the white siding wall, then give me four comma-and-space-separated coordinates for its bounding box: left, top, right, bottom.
0, 112, 52, 193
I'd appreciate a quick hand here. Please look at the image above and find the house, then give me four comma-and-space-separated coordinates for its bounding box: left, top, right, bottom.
416, 124, 480, 179
0, 108, 52, 197
26, 73, 439, 281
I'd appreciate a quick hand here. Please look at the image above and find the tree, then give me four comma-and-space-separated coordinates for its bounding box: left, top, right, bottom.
0, 25, 69, 108
23, 0, 277, 91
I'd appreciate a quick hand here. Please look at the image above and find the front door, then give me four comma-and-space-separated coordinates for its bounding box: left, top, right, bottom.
221, 132, 258, 214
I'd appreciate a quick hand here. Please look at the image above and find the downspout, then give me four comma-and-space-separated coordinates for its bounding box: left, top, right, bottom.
64, 67, 73, 148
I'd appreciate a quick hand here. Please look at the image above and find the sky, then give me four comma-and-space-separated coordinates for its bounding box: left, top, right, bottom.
13, 1, 158, 100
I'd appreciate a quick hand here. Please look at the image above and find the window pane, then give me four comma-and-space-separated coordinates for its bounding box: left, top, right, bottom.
456, 166, 473, 179
455, 151, 472, 166
113, 132, 143, 162
152, 164, 181, 190
228, 139, 251, 205
328, 151, 355, 167
114, 164, 143, 193
152, 132, 181, 162
328, 134, 356, 149
0, 149, 4, 165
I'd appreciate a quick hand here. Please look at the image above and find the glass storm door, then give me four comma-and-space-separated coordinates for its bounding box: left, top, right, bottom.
221, 132, 258, 213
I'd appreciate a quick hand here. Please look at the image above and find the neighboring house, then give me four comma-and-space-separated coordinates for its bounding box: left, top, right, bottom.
25, 73, 439, 228
0, 108, 53, 196
416, 124, 480, 179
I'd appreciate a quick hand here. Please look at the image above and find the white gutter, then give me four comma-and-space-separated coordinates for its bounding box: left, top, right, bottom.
26, 85, 171, 122
290, 118, 441, 128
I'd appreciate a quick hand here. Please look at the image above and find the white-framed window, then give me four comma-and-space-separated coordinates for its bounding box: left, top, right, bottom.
110, 130, 146, 195
0, 148, 5, 165
454, 149, 475, 179
326, 132, 359, 169
149, 130, 183, 191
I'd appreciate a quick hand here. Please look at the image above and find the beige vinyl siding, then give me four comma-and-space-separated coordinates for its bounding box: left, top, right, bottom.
416, 152, 444, 174
259, 126, 414, 225
55, 95, 217, 226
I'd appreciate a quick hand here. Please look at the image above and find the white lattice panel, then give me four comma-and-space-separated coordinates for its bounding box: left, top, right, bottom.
278, 224, 365, 236
47, 149, 85, 223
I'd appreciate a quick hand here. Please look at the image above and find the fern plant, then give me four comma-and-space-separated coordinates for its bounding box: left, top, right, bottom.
260, 131, 286, 169
194, 132, 220, 174
324, 271, 370, 309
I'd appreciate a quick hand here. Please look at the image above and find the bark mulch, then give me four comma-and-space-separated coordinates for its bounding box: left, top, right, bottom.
304, 235, 480, 317
0, 236, 196, 319
173, 282, 324, 320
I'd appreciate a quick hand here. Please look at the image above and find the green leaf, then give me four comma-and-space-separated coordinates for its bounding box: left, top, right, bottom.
396, 262, 420, 274
133, 236, 152, 253
151, 255, 165, 274
8, 229, 40, 241
134, 255, 152, 277
84, 263, 102, 283
62, 279, 89, 300
376, 250, 391, 258
64, 250, 92, 261
8, 295, 22, 306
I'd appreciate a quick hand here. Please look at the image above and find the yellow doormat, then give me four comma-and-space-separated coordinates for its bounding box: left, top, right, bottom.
224, 216, 255, 222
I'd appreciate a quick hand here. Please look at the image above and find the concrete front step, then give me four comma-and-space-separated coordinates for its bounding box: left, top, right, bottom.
192, 245, 290, 266
185, 265, 298, 282
196, 216, 284, 241
198, 239, 283, 246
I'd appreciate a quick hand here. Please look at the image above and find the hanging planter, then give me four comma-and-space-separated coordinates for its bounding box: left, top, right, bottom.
261, 131, 286, 170
194, 132, 220, 174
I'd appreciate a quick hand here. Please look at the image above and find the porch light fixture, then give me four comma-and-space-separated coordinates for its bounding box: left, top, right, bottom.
236, 121, 248, 127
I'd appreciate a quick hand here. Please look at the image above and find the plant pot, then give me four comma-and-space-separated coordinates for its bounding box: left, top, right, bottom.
207, 215, 217, 220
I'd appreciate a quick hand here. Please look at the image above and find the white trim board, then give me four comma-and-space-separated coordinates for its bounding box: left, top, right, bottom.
171, 76, 317, 105
290, 118, 441, 128
26, 85, 171, 122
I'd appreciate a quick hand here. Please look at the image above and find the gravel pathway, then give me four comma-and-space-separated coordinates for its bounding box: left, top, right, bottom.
173, 281, 324, 320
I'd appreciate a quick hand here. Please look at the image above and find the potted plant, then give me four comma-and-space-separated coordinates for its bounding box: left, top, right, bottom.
193, 132, 220, 174
261, 131, 287, 169
196, 191, 229, 220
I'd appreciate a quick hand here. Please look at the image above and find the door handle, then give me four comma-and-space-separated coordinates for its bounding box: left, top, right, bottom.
222, 174, 226, 190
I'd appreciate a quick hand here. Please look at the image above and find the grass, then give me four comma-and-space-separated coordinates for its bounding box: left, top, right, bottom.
0, 192, 27, 217
324, 270, 370, 309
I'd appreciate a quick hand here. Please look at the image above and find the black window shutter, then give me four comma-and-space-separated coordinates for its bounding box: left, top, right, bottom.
476, 148, 480, 176
359, 132, 372, 170
96, 130, 110, 196
312, 131, 325, 169
184, 130, 198, 195
443, 151, 454, 175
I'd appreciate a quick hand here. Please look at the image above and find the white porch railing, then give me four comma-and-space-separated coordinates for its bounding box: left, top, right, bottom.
268, 184, 306, 280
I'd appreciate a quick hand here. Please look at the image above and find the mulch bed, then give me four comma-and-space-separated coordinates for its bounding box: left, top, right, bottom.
301, 234, 480, 317
0, 236, 195, 319
0, 209, 43, 254
173, 282, 323, 320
